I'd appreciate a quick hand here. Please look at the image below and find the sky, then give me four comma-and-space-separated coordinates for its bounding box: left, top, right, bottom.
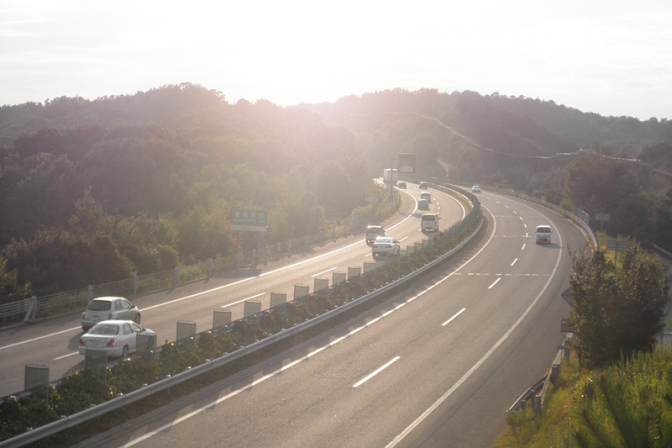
1, 0, 671, 120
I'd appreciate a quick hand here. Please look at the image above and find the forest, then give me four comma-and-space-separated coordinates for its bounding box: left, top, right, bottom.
1, 84, 671, 303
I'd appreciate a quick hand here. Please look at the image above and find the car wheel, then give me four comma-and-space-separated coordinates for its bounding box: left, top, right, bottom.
134, 314, 141, 324
121, 345, 129, 358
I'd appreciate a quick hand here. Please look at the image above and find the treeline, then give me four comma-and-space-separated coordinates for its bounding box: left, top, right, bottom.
0, 84, 379, 299
2, 85, 672, 302
306, 88, 672, 251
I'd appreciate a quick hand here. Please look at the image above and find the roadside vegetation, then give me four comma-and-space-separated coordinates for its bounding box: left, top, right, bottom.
0, 202, 482, 445
495, 241, 671, 447
1, 85, 672, 305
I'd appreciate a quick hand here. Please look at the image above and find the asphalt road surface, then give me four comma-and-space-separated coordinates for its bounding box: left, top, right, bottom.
0, 183, 465, 398
72, 189, 585, 448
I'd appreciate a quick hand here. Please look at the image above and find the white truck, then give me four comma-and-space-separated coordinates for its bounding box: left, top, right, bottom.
535, 225, 552, 244
383, 169, 398, 185
421, 213, 440, 232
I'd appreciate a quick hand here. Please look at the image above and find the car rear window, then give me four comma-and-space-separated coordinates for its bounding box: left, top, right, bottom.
89, 324, 119, 335
421, 215, 437, 221
87, 300, 112, 311
537, 226, 551, 233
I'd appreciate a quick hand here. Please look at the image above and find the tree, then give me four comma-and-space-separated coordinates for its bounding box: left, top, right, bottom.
0, 256, 32, 305
568, 243, 669, 369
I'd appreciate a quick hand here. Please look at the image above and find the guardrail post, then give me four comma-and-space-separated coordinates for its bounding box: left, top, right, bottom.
252, 249, 257, 270
551, 364, 560, 383
174, 266, 180, 286
213, 310, 231, 329
23, 296, 37, 322
131, 272, 139, 295
363, 262, 376, 274
270, 292, 287, 308
347, 266, 361, 279
332, 271, 347, 286
87, 285, 94, 301
294, 284, 310, 301
208, 258, 213, 277
244, 300, 262, 317
237, 252, 242, 270
314, 278, 329, 292
535, 395, 541, 417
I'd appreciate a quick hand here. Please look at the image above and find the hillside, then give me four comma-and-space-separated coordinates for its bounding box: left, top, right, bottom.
1, 84, 672, 301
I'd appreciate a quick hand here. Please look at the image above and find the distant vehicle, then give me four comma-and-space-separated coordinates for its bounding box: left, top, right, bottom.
419, 182, 428, 189
535, 225, 552, 244
371, 236, 400, 257
365, 225, 385, 244
421, 213, 440, 232
397, 181, 407, 189
78, 320, 155, 358
81, 296, 141, 331
472, 185, 481, 193
418, 199, 430, 210
420, 192, 431, 203
383, 169, 399, 185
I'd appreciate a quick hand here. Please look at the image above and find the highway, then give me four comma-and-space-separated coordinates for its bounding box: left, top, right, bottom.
0, 183, 466, 398
73, 189, 585, 448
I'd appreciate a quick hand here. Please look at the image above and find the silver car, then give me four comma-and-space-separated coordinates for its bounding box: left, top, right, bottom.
78, 320, 155, 358
372, 236, 401, 257
81, 296, 141, 331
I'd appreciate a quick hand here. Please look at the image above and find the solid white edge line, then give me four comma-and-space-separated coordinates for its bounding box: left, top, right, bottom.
3, 186, 463, 352
119, 189, 483, 446
384, 198, 565, 448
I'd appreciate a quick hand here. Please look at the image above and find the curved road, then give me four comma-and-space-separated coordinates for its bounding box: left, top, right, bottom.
0, 183, 465, 398
75, 189, 587, 448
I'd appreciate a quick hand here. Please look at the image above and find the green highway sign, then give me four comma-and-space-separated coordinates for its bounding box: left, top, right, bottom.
231, 209, 268, 232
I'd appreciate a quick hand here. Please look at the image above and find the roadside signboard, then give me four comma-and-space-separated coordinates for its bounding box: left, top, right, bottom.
231, 209, 268, 232
398, 153, 416, 173
606, 239, 628, 252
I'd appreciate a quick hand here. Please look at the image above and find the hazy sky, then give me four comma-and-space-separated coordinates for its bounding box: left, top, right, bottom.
2, 0, 671, 120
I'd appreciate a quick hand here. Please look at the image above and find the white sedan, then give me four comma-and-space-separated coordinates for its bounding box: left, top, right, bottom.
78, 320, 155, 358
372, 236, 401, 257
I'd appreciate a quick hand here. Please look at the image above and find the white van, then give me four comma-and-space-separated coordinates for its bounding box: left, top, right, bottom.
535, 225, 552, 244
421, 213, 440, 232
365, 225, 385, 244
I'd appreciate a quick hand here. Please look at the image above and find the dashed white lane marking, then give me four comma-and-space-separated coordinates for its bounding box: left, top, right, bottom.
353, 357, 401, 388
442, 308, 466, 327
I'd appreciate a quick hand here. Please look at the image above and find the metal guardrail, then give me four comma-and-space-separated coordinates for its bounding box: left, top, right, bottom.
0, 201, 483, 448
507, 335, 571, 417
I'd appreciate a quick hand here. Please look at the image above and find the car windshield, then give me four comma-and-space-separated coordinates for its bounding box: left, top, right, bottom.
86, 300, 112, 311
89, 324, 119, 335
